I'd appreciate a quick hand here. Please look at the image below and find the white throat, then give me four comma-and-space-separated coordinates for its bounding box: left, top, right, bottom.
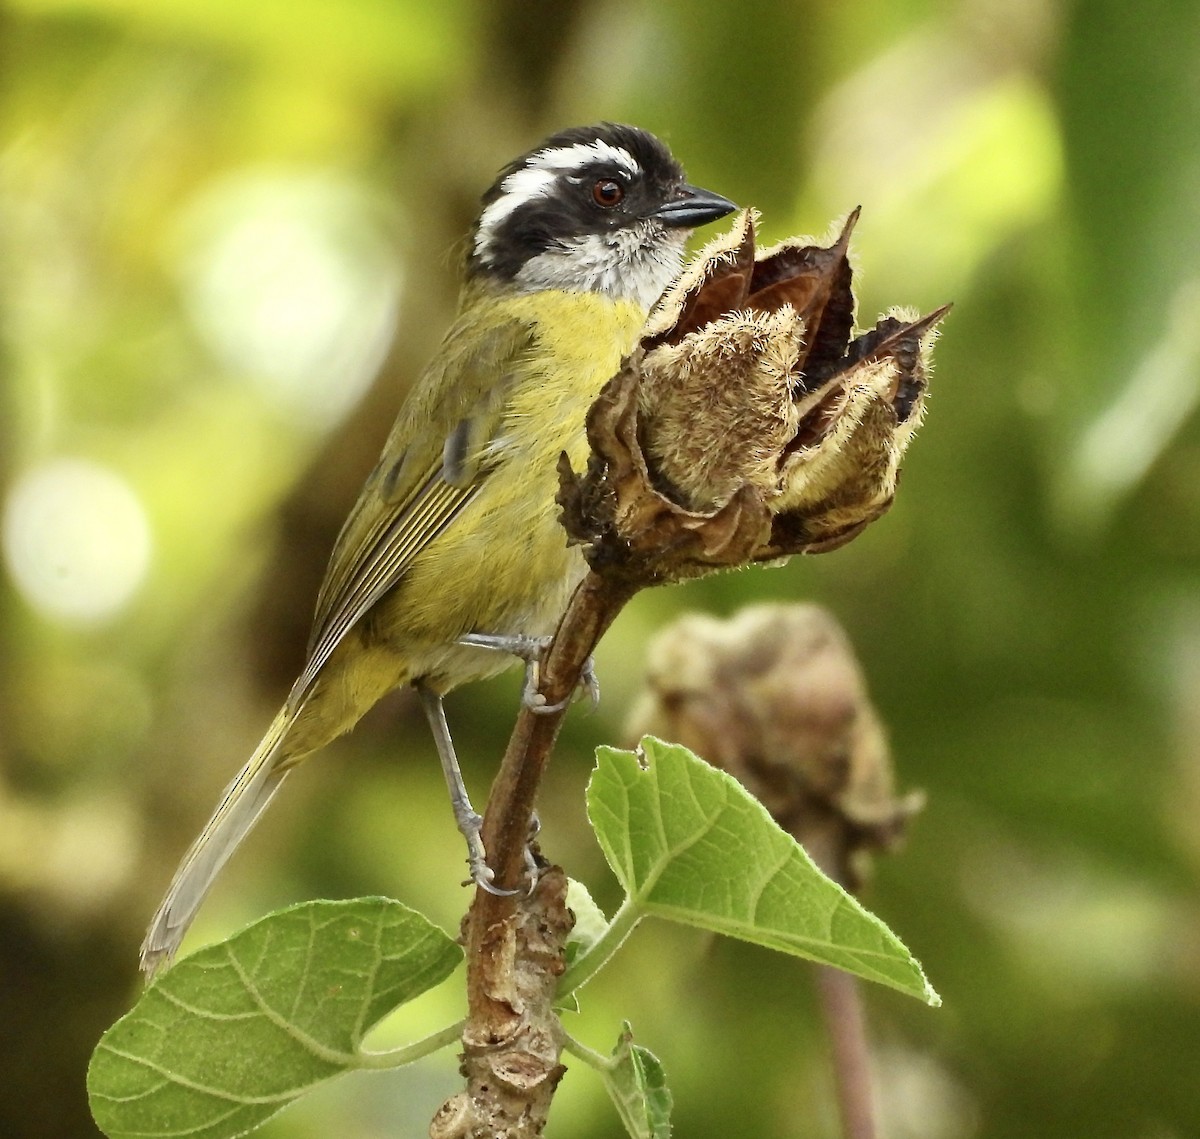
512, 223, 687, 309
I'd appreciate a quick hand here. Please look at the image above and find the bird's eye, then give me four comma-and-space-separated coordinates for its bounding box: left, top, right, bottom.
592, 179, 624, 208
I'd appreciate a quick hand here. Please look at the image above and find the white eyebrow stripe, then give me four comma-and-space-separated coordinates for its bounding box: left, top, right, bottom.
529, 139, 639, 177
473, 137, 642, 262
475, 167, 557, 253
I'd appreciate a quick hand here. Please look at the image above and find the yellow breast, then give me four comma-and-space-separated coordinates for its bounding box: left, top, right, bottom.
392, 289, 647, 686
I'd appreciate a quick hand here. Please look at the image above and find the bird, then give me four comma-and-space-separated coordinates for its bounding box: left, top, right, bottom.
140, 123, 736, 976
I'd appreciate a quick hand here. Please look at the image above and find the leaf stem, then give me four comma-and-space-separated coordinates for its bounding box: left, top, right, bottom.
557, 896, 641, 1000
560, 1029, 616, 1072
358, 1020, 465, 1069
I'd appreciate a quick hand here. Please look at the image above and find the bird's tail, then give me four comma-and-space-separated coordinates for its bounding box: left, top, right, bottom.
139, 704, 298, 978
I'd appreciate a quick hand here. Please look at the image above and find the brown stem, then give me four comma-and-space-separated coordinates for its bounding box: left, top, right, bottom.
433, 571, 637, 1138
813, 964, 878, 1139
805, 830, 879, 1139
474, 571, 638, 895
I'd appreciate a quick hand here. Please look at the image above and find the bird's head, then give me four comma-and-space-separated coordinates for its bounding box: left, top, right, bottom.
469, 123, 736, 310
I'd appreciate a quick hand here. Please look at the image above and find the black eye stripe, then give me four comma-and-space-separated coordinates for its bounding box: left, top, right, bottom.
471, 123, 689, 280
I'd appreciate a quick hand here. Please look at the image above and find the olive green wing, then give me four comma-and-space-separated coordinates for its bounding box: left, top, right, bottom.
286, 314, 535, 709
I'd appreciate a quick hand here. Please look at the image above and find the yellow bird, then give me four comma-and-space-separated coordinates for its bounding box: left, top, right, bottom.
140, 123, 735, 975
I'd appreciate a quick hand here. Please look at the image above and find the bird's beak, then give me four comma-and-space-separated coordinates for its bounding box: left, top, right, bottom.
651, 183, 738, 228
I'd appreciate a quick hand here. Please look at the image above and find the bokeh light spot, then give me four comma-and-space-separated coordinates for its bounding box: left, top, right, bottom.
2, 457, 153, 625
175, 169, 402, 430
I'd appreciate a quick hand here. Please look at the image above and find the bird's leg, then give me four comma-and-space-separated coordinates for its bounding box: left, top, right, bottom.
458, 632, 601, 713
417, 684, 518, 896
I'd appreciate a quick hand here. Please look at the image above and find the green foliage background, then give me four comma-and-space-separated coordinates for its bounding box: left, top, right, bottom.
1, 1, 1198, 1136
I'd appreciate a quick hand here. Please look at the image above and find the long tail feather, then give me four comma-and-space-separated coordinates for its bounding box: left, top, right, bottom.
139, 705, 297, 977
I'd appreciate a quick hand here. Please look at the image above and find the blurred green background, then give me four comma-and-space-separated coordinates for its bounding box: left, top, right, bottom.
2, 0, 1198, 1136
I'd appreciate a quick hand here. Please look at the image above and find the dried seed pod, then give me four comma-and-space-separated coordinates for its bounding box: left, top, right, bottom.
764, 305, 943, 555
627, 603, 924, 888
558, 208, 947, 580
638, 305, 805, 511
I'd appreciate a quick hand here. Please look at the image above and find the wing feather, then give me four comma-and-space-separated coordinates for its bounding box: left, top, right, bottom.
289, 474, 477, 705
286, 309, 535, 710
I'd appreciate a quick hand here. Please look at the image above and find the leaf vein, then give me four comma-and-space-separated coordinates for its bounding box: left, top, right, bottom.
633, 782, 728, 902
94, 1041, 325, 1106
224, 944, 356, 1068
747, 843, 795, 923
154, 988, 258, 1022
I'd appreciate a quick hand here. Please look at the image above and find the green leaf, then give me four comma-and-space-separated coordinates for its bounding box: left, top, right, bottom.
587, 738, 939, 1005
88, 898, 463, 1139
603, 1025, 672, 1139
565, 878, 610, 964
558, 879, 610, 1012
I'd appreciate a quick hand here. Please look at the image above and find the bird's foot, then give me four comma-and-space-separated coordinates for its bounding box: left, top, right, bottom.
459, 632, 600, 714
460, 810, 542, 896
459, 809, 522, 896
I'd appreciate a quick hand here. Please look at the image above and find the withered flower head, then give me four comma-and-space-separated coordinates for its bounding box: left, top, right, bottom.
627, 603, 924, 888
641, 208, 947, 551
558, 209, 947, 579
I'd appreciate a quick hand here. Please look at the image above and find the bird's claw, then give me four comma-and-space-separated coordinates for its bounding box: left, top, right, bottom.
462, 846, 541, 897
465, 865, 522, 897
522, 845, 540, 896
523, 669, 571, 714
579, 656, 601, 711
462, 814, 522, 896
460, 631, 599, 715
460, 809, 543, 896
518, 651, 600, 714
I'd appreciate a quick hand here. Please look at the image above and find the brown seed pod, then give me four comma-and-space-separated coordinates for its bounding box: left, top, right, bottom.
558, 209, 948, 579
